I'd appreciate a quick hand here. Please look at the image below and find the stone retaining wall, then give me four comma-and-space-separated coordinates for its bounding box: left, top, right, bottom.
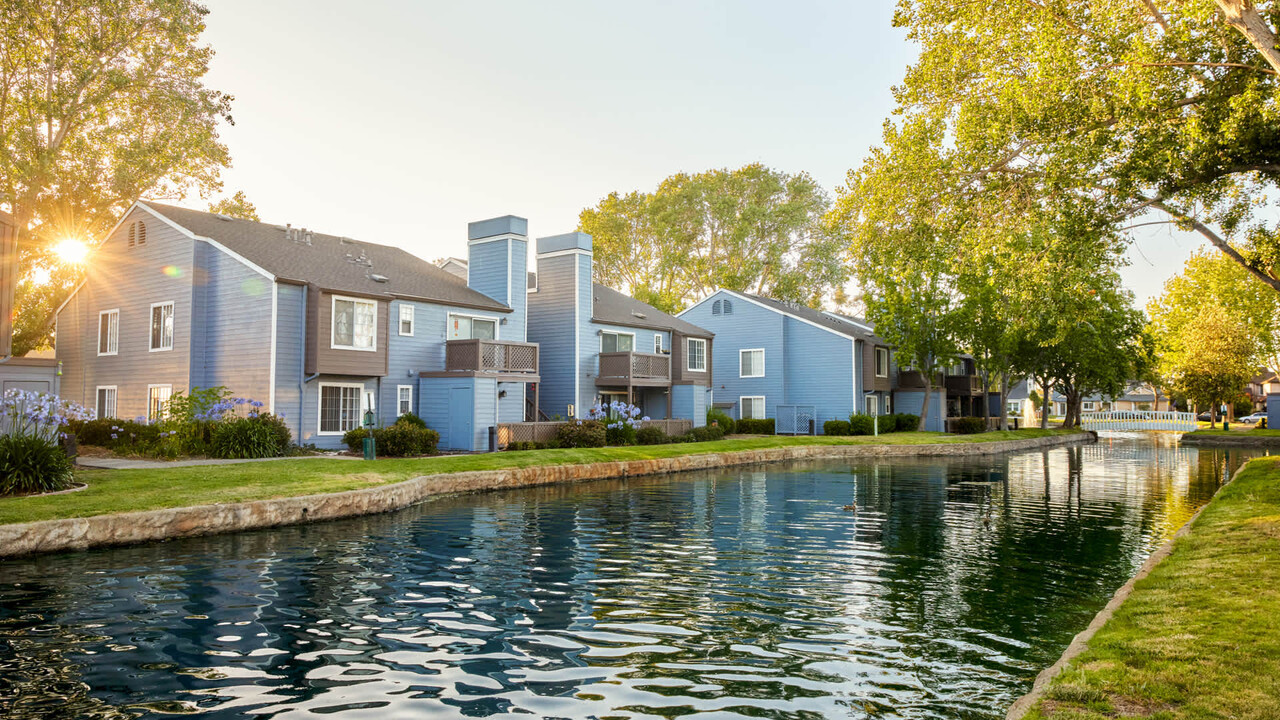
1179, 432, 1280, 448
0, 432, 1091, 559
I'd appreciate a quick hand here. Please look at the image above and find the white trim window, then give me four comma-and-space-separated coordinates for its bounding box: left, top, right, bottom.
332, 295, 378, 351
150, 301, 175, 351
398, 304, 415, 336
653, 334, 663, 354
740, 396, 765, 420
1083, 401, 1096, 411
397, 385, 413, 416
147, 384, 172, 421
319, 383, 364, 434
447, 313, 498, 340
600, 330, 635, 353
865, 395, 879, 416
875, 347, 889, 378
739, 348, 765, 378
686, 338, 707, 372
98, 309, 119, 356
95, 386, 117, 419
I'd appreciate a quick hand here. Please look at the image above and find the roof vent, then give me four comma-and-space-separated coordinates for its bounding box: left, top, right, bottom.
632, 311, 647, 319
216, 213, 233, 222
339, 237, 355, 245
370, 273, 389, 283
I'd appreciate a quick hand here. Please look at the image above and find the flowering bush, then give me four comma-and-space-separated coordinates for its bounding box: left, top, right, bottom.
586, 401, 649, 446
0, 389, 92, 495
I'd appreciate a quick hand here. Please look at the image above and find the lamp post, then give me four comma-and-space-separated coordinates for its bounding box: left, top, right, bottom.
362, 408, 377, 460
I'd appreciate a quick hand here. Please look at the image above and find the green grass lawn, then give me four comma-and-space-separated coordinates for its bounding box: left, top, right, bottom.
1026, 455, 1280, 720
0, 428, 1076, 525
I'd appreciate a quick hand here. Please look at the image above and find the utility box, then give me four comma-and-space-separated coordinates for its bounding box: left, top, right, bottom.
1268, 394, 1280, 429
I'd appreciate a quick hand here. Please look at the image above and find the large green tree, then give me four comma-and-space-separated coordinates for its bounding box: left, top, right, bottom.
1161, 304, 1258, 424
578, 163, 848, 313
1, 0, 232, 354
889, 0, 1280, 292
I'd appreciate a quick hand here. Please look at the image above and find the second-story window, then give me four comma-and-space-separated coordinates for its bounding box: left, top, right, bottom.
600, 331, 633, 353
333, 296, 377, 351
150, 301, 174, 351
875, 347, 889, 378
399, 304, 415, 336
740, 349, 764, 378
448, 314, 496, 340
653, 334, 663, 354
686, 338, 707, 372
98, 309, 119, 356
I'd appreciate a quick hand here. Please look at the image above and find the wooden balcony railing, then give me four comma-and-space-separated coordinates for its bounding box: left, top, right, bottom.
945, 374, 984, 395
446, 339, 538, 374
598, 351, 671, 384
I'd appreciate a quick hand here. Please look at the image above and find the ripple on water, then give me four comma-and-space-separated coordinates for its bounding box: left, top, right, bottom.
0, 438, 1256, 719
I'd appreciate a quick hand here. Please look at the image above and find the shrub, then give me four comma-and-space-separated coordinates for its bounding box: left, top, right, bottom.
637, 426, 669, 445
0, 434, 75, 495
683, 424, 725, 443
211, 418, 284, 459
250, 412, 292, 453
555, 420, 606, 448
735, 418, 775, 434
951, 416, 987, 434
896, 414, 921, 432
824, 419, 851, 436
395, 412, 428, 429
849, 414, 875, 436
877, 414, 900, 432
506, 441, 540, 451
706, 408, 736, 435
343, 424, 439, 457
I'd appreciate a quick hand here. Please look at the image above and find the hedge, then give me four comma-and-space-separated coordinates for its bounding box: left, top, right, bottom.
735, 418, 775, 434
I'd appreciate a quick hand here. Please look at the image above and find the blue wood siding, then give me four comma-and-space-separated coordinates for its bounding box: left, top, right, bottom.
781, 316, 855, 431
671, 384, 709, 426
273, 283, 306, 441
527, 252, 582, 419
299, 375, 379, 449
55, 206, 195, 419
190, 242, 273, 403
680, 290, 784, 421
894, 389, 946, 431
419, 376, 496, 451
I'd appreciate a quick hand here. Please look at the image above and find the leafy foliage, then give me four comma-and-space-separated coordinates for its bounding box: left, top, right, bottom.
950, 417, 988, 435
579, 164, 849, 312
210, 418, 281, 459
636, 426, 670, 445
2, 0, 234, 354
555, 421, 607, 449
706, 409, 736, 435
734, 418, 775, 434
681, 424, 726, 443
848, 415, 876, 436
0, 433, 74, 495
341, 422, 439, 457
394, 412, 428, 429
1160, 305, 1258, 420
208, 191, 259, 220
824, 420, 852, 436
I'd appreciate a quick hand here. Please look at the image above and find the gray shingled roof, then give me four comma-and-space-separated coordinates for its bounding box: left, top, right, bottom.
733, 292, 887, 345
593, 283, 713, 338
144, 202, 509, 312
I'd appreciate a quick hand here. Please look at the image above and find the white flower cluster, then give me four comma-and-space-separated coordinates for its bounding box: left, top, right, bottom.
586, 401, 649, 429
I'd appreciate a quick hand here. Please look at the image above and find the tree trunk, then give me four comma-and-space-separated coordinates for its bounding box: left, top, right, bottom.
999, 373, 1010, 431
1216, 0, 1280, 75
1040, 379, 1051, 429
920, 372, 934, 432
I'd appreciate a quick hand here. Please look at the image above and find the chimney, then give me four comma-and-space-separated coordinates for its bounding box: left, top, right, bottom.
527, 231, 594, 418
466, 215, 529, 337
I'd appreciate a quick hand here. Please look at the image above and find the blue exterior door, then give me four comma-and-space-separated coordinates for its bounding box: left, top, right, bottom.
449, 386, 474, 451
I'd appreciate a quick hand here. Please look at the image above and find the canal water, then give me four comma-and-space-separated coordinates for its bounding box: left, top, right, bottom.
0, 436, 1262, 719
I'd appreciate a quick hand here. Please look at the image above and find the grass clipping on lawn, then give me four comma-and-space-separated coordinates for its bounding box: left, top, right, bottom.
1028, 455, 1280, 720
0, 429, 1074, 525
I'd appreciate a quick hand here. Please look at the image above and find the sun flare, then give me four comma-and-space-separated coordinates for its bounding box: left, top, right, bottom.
53, 237, 90, 265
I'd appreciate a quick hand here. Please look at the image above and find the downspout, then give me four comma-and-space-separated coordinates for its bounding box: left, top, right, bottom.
299, 284, 318, 440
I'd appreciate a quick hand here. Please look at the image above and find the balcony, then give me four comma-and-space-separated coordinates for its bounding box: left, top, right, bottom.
445, 339, 539, 376
945, 374, 984, 395
598, 351, 671, 387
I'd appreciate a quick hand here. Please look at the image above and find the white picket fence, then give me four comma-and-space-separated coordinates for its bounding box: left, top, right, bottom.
1080, 410, 1196, 432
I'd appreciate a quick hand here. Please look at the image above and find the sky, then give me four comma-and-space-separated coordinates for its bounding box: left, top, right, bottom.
193, 0, 1203, 305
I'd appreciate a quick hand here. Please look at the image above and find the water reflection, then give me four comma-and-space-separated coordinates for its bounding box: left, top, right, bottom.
0, 436, 1261, 719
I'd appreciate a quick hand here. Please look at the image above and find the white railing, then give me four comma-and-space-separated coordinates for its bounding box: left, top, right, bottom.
1080, 410, 1196, 432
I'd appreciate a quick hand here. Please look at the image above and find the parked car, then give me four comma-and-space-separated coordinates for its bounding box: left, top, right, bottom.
1197, 411, 1213, 421
1239, 412, 1268, 424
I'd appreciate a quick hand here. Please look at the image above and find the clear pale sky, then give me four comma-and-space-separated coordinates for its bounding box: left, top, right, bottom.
195, 0, 1201, 305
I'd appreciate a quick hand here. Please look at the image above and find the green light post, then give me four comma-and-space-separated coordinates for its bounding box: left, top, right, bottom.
362, 409, 377, 460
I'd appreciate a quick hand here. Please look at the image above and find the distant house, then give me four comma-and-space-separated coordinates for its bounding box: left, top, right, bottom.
679, 291, 899, 430
55, 203, 538, 451
1248, 370, 1279, 412
524, 232, 715, 423
1050, 381, 1161, 416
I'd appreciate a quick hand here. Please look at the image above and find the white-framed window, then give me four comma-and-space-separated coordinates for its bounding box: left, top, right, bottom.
331, 295, 378, 351
95, 386, 117, 419
147, 385, 172, 421
740, 396, 765, 420
875, 347, 889, 378
740, 348, 765, 378
1083, 401, 1096, 411
865, 395, 879, 416
447, 313, 498, 340
653, 334, 663, 354
319, 383, 364, 434
150, 301, 175, 352
600, 330, 635, 353
1007, 400, 1022, 416
397, 385, 413, 416
398, 304, 415, 336
97, 309, 119, 356
686, 338, 707, 372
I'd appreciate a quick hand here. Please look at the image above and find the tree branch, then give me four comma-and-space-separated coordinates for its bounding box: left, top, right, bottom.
1215, 0, 1280, 74
1145, 197, 1280, 292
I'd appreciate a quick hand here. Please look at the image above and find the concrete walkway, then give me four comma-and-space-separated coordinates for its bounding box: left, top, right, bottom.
76, 454, 359, 470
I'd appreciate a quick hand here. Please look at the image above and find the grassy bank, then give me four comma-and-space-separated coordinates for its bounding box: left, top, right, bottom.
0, 429, 1076, 525
1027, 455, 1280, 720
1185, 427, 1280, 437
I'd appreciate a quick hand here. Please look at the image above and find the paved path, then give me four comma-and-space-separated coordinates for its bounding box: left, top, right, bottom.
76, 454, 359, 470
